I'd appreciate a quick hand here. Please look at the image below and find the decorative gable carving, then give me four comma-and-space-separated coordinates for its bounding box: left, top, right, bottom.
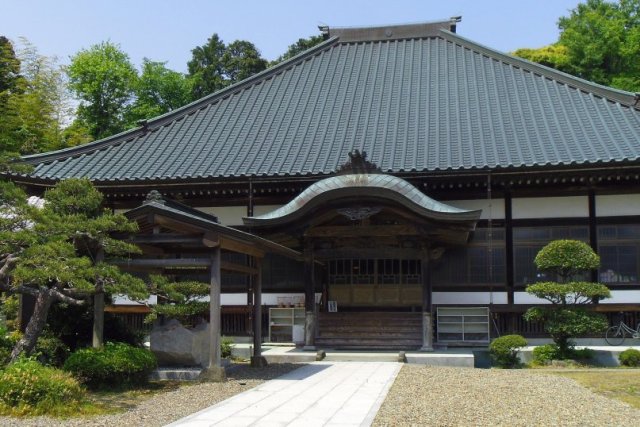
335, 150, 382, 174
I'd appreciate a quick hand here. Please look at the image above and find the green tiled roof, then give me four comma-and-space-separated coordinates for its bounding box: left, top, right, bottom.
19, 21, 640, 183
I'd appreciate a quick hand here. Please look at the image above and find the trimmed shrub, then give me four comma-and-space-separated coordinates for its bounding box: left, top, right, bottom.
489, 334, 527, 368
64, 342, 156, 389
619, 348, 640, 367
0, 358, 84, 415
532, 343, 559, 365
569, 347, 595, 361
221, 336, 234, 359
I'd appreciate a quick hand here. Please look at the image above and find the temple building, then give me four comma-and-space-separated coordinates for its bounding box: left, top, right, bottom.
10, 19, 640, 350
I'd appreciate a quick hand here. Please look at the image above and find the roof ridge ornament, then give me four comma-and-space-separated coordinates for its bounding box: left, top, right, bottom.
144, 190, 165, 204
336, 149, 382, 175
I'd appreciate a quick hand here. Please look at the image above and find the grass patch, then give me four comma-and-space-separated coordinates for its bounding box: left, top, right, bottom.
0, 381, 184, 418
532, 369, 640, 409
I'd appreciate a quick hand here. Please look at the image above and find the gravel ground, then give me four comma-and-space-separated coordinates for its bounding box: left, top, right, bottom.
0, 363, 302, 427
374, 365, 640, 427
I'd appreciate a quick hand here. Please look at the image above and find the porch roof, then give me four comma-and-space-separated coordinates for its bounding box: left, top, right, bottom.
243, 173, 481, 227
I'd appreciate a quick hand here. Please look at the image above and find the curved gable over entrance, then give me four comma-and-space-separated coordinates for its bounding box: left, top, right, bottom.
244, 173, 480, 227
244, 151, 481, 247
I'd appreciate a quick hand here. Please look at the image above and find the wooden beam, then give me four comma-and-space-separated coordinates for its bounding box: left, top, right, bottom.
305, 225, 420, 238
104, 305, 151, 314
129, 233, 206, 245
221, 261, 258, 275
219, 236, 264, 258
112, 258, 212, 268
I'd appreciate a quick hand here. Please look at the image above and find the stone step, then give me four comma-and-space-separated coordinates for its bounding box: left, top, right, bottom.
315, 337, 422, 350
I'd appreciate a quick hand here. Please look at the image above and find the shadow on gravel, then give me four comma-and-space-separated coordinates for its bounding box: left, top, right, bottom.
225, 363, 309, 381
473, 350, 491, 368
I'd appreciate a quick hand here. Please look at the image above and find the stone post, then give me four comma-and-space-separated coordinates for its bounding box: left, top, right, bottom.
421, 312, 434, 351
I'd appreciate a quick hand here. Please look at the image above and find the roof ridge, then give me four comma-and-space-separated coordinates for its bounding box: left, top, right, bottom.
21, 35, 340, 165
327, 19, 457, 42
439, 29, 640, 109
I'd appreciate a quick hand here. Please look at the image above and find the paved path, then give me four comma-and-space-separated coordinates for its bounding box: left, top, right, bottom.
168, 361, 401, 427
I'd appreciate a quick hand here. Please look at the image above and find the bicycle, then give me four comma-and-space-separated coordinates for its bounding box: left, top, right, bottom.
605, 320, 640, 345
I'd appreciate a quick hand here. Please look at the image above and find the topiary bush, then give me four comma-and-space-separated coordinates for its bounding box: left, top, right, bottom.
0, 358, 85, 416
532, 343, 559, 365
619, 348, 640, 367
489, 334, 527, 368
64, 342, 156, 389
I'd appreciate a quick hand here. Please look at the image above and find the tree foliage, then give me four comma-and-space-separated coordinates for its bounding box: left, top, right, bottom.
0, 178, 148, 362
0, 38, 73, 156
534, 239, 600, 282
524, 240, 610, 358
558, 0, 640, 90
127, 59, 192, 123
514, 0, 640, 92
187, 34, 267, 99
271, 35, 325, 65
145, 275, 209, 325
512, 44, 576, 75
67, 42, 138, 139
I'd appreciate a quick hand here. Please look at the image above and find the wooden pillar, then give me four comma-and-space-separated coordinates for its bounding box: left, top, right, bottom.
251, 257, 268, 367
92, 248, 105, 349
92, 292, 105, 348
199, 246, 226, 382
505, 192, 514, 306
304, 256, 316, 350
420, 253, 434, 351
588, 190, 599, 283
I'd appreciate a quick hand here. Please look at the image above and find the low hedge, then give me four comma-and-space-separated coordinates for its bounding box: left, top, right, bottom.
619, 348, 640, 367
0, 358, 85, 415
64, 342, 156, 389
489, 334, 527, 368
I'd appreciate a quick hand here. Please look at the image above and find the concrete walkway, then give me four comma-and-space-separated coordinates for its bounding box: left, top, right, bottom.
168, 361, 401, 426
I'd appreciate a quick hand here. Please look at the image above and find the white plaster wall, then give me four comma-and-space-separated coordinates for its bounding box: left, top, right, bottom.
596, 194, 640, 217
196, 206, 246, 226
221, 293, 323, 306
445, 199, 505, 220
515, 290, 640, 305
512, 196, 588, 219
432, 292, 508, 305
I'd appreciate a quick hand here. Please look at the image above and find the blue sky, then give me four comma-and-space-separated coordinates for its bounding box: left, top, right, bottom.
2, 0, 583, 72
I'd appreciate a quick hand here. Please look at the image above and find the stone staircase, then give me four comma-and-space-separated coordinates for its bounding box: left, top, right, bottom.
315, 312, 423, 350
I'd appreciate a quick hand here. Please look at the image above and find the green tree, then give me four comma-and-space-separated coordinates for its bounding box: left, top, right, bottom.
127, 59, 192, 123
67, 42, 138, 139
12, 39, 72, 153
512, 44, 576, 75
523, 240, 611, 358
145, 275, 209, 325
0, 36, 23, 158
187, 34, 267, 99
271, 35, 325, 65
558, 0, 640, 90
0, 179, 148, 362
